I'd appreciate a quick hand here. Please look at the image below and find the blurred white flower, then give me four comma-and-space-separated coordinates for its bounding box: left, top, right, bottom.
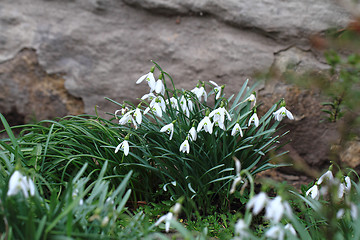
351, 203, 358, 219
247, 192, 268, 215
166, 97, 179, 111
234, 219, 250, 239
231, 123, 243, 137
115, 139, 130, 156
336, 208, 345, 219
191, 86, 207, 102
265, 196, 284, 223
160, 122, 175, 140
179, 139, 190, 154
273, 106, 294, 121
284, 223, 297, 236
344, 176, 351, 193
265, 225, 284, 240
114, 106, 129, 117
230, 159, 242, 194
154, 212, 174, 233
317, 170, 334, 185
338, 182, 345, 199
72, 188, 84, 205
141, 92, 156, 101
133, 108, 142, 125
248, 112, 259, 127
7, 171, 36, 198
306, 184, 320, 200
188, 126, 197, 141
197, 116, 213, 134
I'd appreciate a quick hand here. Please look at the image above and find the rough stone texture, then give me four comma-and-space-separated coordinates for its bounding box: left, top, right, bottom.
0, 0, 356, 168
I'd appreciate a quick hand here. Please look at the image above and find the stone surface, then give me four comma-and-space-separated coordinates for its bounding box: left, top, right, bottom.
0, 0, 356, 167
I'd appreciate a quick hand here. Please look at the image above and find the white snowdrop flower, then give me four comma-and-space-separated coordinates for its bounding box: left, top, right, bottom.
136, 72, 156, 91
284, 223, 297, 236
115, 139, 130, 156
209, 107, 231, 130
171, 203, 182, 215
144, 102, 163, 117
338, 183, 345, 199
234, 219, 250, 239
166, 97, 179, 111
209, 80, 222, 99
101, 216, 110, 227
273, 106, 294, 121
155, 79, 165, 95
7, 171, 36, 198
351, 203, 358, 219
231, 123, 243, 137
344, 176, 351, 193
188, 126, 197, 141
179, 139, 190, 154
230, 158, 242, 194
191, 86, 207, 102
306, 184, 320, 200
150, 96, 166, 112
248, 112, 259, 127
317, 170, 334, 185
118, 111, 134, 125
244, 93, 256, 104
154, 212, 174, 233
265, 225, 284, 240
133, 108, 142, 125
336, 208, 345, 219
197, 116, 213, 134
179, 96, 191, 117
72, 188, 84, 205
265, 196, 284, 223
114, 107, 129, 118
141, 92, 156, 101
246, 192, 268, 215
160, 122, 175, 140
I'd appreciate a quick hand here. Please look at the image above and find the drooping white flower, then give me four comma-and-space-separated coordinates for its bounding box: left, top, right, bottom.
247, 192, 268, 215
248, 112, 259, 127
191, 86, 207, 102
234, 219, 250, 239
155, 79, 165, 95
351, 203, 358, 219
209, 107, 231, 130
141, 92, 156, 101
154, 212, 174, 233
306, 184, 320, 200
166, 97, 179, 111
265, 196, 284, 223
244, 93, 256, 104
7, 171, 36, 198
338, 183, 345, 199
231, 123, 243, 137
266, 225, 284, 240
144, 103, 163, 117
136, 72, 156, 91
273, 106, 294, 121
317, 170, 334, 185
230, 158, 242, 194
115, 139, 130, 156
179, 96, 192, 117
209, 80, 222, 99
160, 122, 175, 140
114, 106, 129, 118
336, 208, 345, 219
133, 108, 142, 125
197, 116, 213, 134
118, 110, 138, 129
344, 176, 351, 193
179, 139, 190, 154
284, 223, 297, 236
188, 126, 197, 141
150, 96, 166, 112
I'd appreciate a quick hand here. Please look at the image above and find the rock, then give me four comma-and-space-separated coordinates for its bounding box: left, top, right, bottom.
0, 0, 355, 168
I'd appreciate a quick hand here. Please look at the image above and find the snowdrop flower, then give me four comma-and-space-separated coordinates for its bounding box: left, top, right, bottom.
344, 176, 351, 193
247, 192, 268, 215
179, 139, 190, 154
230, 158, 242, 194
150, 96, 166, 112
231, 123, 243, 137
306, 184, 320, 200
197, 116, 213, 134
248, 112, 259, 127
160, 122, 175, 140
265, 196, 284, 223
191, 85, 207, 102
136, 71, 156, 91
336, 208, 345, 219
166, 97, 179, 111
155, 79, 165, 95
115, 139, 130, 156
179, 95, 193, 117
209, 106, 231, 130
266, 225, 284, 240
133, 108, 142, 125
118, 111, 138, 129
7, 170, 36, 198
317, 170, 334, 185
284, 223, 297, 236
273, 106, 294, 121
188, 126, 197, 141
114, 106, 129, 117
154, 212, 174, 233
141, 92, 156, 101
209, 80, 223, 99
244, 92, 256, 105
144, 104, 163, 117
72, 188, 84, 205
351, 203, 358, 219
338, 182, 345, 199
234, 219, 250, 239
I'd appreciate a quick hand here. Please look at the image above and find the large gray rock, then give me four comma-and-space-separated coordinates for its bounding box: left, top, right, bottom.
0, 0, 355, 167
